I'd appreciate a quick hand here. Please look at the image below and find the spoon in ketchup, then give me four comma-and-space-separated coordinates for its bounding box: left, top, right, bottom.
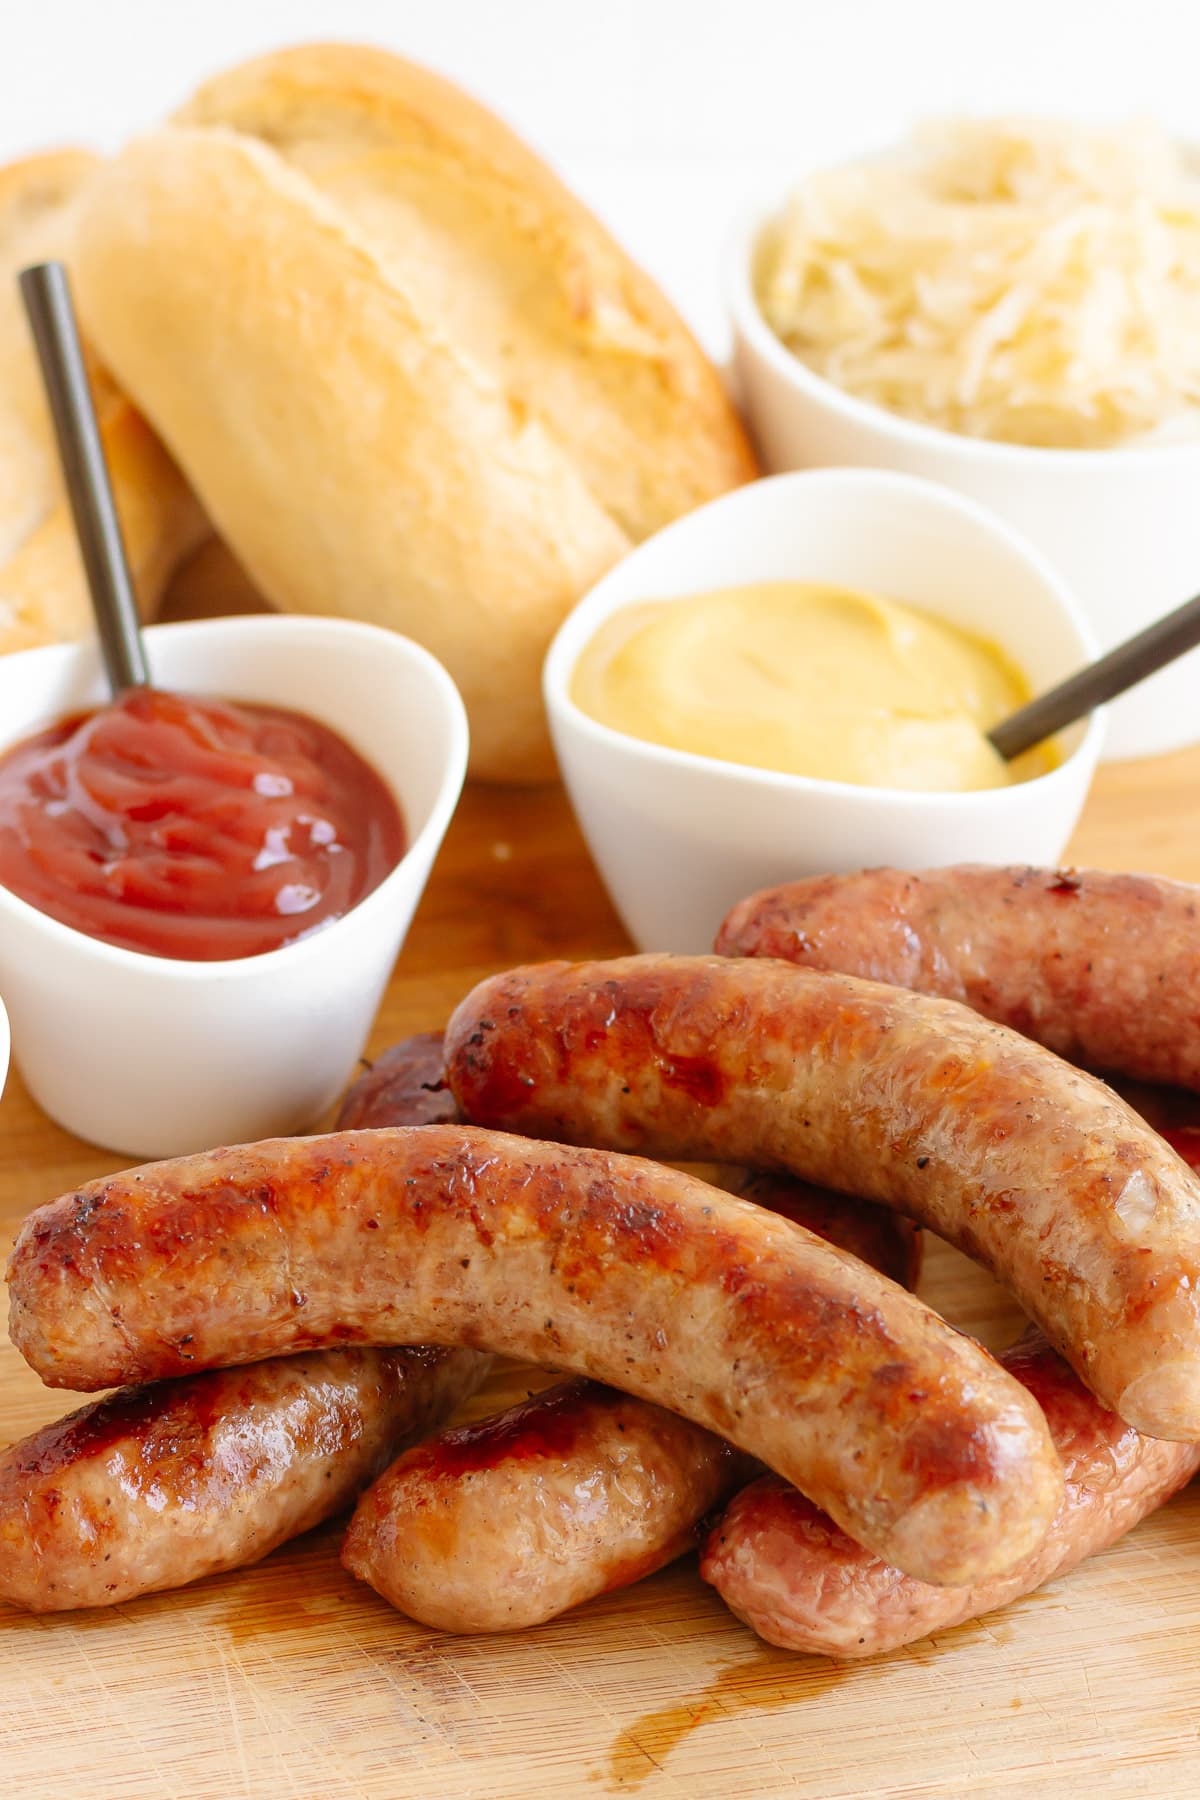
18, 259, 149, 694
7, 263, 408, 964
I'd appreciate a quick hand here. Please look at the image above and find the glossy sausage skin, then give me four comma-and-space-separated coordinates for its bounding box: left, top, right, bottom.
702, 1330, 1200, 1658
445, 955, 1200, 1440
344, 1377, 755, 1631
726, 1170, 920, 1290
5, 1126, 1060, 1587
1162, 1127, 1200, 1174
717, 866, 1200, 1092
337, 1032, 923, 1290
344, 1167, 920, 1635
0, 1346, 485, 1612
336, 1047, 919, 1633
336, 1033, 458, 1131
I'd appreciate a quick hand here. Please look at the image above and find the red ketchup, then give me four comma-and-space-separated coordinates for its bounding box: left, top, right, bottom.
0, 688, 406, 960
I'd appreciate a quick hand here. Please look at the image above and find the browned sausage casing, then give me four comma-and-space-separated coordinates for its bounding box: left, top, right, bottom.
343, 1377, 755, 1631
0, 1346, 485, 1612
701, 1329, 1200, 1658
5, 1126, 1059, 1586
444, 955, 1200, 1440
336, 1033, 459, 1131
726, 1169, 920, 1290
342, 1183, 917, 1635
336, 1042, 918, 1631
717, 866, 1200, 1091
335, 1033, 923, 1290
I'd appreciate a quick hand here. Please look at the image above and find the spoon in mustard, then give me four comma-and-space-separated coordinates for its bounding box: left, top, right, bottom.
988, 591, 1200, 761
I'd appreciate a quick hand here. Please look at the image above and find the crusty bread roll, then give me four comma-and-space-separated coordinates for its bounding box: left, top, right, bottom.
74, 44, 756, 779
160, 536, 271, 625
0, 150, 205, 655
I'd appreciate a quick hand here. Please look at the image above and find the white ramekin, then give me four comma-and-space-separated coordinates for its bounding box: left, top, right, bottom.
730, 199, 1200, 761
545, 468, 1103, 954
0, 615, 468, 1158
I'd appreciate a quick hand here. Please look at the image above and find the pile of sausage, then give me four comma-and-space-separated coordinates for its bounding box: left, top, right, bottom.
5, 865, 1200, 1660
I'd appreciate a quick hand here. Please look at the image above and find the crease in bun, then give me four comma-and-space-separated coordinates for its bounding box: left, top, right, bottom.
75, 44, 756, 779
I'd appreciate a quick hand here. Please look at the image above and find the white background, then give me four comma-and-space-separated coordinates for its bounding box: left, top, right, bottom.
2, 0, 1199, 352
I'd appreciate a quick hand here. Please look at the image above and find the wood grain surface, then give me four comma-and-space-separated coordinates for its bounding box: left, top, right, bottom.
3, 757, 1200, 1800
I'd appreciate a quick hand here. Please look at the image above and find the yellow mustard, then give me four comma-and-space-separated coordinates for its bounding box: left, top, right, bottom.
570, 581, 1054, 791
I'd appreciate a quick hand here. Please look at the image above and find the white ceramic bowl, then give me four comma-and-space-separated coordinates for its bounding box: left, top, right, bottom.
0, 616, 468, 1159
544, 468, 1103, 954
0, 994, 9, 1111
730, 200, 1200, 761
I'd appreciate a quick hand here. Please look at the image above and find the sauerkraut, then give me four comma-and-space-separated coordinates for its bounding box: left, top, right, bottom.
757, 119, 1200, 449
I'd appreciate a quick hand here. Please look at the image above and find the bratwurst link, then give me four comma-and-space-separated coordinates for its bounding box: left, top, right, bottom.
444, 956, 1200, 1440
336, 1032, 460, 1131
0, 1346, 485, 1612
334, 1044, 919, 1631
334, 1034, 923, 1292
343, 1377, 755, 1631
702, 1330, 1200, 1658
717, 866, 1200, 1092
341, 1165, 919, 1634
6, 1127, 1059, 1586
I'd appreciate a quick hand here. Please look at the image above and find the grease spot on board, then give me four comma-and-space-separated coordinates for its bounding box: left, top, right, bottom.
597, 1652, 847, 1788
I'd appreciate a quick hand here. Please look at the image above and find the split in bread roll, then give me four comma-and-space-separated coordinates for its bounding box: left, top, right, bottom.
0, 150, 206, 655
160, 536, 271, 625
74, 44, 757, 779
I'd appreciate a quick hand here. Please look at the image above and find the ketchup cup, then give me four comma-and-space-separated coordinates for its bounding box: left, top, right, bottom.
0, 615, 468, 1158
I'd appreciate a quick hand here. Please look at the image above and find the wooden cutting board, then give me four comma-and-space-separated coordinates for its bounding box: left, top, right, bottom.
4, 761, 1200, 1800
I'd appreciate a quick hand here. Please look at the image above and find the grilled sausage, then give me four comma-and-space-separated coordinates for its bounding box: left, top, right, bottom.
726, 1170, 920, 1289
701, 1329, 1200, 1658
344, 1377, 755, 1631
336, 1033, 458, 1130
0, 1346, 485, 1612
343, 1173, 919, 1636
336, 1033, 923, 1290
5, 1126, 1060, 1586
444, 955, 1200, 1440
1162, 1127, 1200, 1173
717, 866, 1200, 1092
336, 1040, 917, 1630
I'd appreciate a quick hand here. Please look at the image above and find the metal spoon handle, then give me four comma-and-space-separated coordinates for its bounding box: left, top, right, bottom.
988, 591, 1200, 762
18, 260, 149, 693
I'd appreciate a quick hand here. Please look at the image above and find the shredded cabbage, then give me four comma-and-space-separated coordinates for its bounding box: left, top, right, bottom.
757, 120, 1200, 449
